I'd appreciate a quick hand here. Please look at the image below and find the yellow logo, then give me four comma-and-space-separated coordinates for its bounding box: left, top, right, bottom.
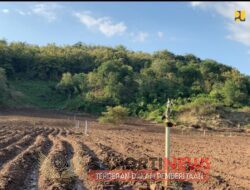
235, 10, 246, 22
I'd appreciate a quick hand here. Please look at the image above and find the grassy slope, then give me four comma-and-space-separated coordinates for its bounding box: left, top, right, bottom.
5, 80, 250, 129
8, 80, 67, 109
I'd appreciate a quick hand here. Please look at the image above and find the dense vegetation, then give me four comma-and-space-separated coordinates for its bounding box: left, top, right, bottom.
0, 39, 249, 120
98, 106, 129, 124
0, 67, 8, 105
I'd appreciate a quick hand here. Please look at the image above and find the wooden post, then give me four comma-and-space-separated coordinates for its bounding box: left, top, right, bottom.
165, 125, 170, 188
75, 120, 79, 128
237, 124, 240, 129
85, 120, 88, 135
163, 99, 172, 188
203, 130, 206, 137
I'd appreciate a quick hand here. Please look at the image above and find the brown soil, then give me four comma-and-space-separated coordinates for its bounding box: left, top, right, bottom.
0, 109, 249, 190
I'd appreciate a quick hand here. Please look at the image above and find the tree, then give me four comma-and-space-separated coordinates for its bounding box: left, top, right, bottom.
0, 39, 248, 112
179, 64, 203, 95
0, 68, 8, 104
138, 68, 176, 104
57, 72, 74, 98
72, 73, 88, 95
222, 79, 248, 107
0, 41, 14, 77
87, 60, 138, 105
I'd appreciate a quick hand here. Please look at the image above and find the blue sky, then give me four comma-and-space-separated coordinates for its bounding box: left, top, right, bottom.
0, 2, 250, 75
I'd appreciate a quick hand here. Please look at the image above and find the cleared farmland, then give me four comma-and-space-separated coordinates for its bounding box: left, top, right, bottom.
0, 110, 249, 190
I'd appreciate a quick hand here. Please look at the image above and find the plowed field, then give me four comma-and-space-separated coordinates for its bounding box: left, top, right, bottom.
0, 109, 249, 190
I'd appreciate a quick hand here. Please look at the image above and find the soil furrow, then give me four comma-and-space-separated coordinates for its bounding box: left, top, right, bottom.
61, 135, 99, 189
38, 136, 78, 190
85, 140, 151, 189
65, 135, 130, 189
51, 128, 60, 136
0, 135, 52, 190
0, 131, 29, 149
0, 130, 44, 167
0, 131, 13, 137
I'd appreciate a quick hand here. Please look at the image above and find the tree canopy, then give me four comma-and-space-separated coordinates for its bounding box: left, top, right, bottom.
0, 39, 249, 112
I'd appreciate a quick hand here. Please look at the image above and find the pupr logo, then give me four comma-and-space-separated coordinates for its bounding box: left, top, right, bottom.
235, 10, 246, 22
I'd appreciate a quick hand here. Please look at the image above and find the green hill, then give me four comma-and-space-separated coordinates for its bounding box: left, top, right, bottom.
0, 39, 249, 128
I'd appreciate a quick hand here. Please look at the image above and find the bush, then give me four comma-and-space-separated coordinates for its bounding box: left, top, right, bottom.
147, 109, 164, 123
238, 106, 250, 113
98, 105, 129, 124
175, 96, 223, 116
245, 124, 250, 129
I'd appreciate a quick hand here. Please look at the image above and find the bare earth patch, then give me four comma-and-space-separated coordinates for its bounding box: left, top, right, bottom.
0, 109, 249, 189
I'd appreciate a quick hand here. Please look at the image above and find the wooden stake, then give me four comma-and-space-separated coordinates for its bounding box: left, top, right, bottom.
85, 120, 88, 135
75, 120, 80, 128
165, 125, 170, 188
164, 99, 172, 188
203, 130, 206, 137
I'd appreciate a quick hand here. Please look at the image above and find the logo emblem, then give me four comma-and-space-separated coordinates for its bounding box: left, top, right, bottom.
235, 10, 246, 22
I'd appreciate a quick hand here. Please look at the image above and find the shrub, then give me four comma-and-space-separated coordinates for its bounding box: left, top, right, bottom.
175, 96, 223, 116
147, 109, 164, 123
245, 124, 250, 129
238, 106, 250, 113
98, 105, 129, 124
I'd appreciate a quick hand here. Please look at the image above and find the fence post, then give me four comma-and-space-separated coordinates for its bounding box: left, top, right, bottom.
162, 99, 173, 188
85, 120, 88, 135
75, 120, 80, 128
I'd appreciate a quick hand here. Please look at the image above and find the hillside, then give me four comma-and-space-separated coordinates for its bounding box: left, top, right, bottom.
0, 39, 250, 129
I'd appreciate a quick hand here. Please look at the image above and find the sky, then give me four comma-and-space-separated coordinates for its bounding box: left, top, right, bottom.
0, 2, 250, 75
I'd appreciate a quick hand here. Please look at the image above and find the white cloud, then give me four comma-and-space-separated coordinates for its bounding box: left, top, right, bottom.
190, 2, 250, 47
74, 12, 127, 37
13, 4, 60, 20
226, 23, 250, 46
32, 3, 61, 22
2, 9, 9, 14
16, 9, 31, 16
157, 31, 164, 38
2, 4, 59, 19
190, 2, 203, 7
131, 32, 149, 42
